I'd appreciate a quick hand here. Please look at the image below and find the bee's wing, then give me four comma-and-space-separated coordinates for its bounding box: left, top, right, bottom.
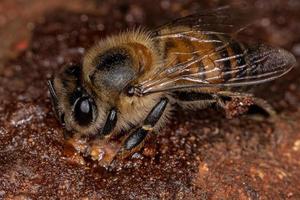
138, 44, 295, 94
136, 7, 296, 95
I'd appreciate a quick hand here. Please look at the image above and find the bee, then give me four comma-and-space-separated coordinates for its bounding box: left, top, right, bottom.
47, 7, 296, 166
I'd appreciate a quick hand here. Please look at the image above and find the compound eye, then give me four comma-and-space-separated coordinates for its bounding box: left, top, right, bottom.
74, 97, 94, 126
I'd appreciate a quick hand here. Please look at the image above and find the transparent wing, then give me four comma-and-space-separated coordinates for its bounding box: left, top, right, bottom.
136, 42, 296, 95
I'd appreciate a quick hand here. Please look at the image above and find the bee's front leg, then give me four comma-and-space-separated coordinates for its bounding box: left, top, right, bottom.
115, 97, 169, 159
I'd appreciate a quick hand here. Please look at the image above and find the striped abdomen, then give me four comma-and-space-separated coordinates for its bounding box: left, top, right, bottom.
154, 28, 248, 84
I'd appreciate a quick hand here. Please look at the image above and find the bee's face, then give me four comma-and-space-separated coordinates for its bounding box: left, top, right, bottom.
48, 46, 139, 138
48, 63, 106, 136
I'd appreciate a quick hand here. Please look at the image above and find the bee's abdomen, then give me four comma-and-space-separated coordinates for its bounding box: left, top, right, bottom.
208, 34, 247, 82
157, 31, 248, 83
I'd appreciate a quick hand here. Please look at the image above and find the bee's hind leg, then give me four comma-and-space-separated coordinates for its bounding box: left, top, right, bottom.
115, 97, 169, 160
216, 91, 277, 118
173, 91, 276, 118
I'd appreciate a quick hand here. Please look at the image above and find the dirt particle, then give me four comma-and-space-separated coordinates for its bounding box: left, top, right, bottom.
293, 140, 300, 151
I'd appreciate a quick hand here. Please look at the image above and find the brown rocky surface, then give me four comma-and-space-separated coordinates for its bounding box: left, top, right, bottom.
0, 0, 300, 199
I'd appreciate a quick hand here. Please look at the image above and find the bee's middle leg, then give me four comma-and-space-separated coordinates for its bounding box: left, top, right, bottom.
116, 97, 169, 159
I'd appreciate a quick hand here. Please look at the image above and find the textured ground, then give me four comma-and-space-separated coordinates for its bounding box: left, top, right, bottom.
0, 0, 300, 199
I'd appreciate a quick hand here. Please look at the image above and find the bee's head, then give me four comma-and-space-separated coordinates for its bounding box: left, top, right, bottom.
47, 63, 108, 136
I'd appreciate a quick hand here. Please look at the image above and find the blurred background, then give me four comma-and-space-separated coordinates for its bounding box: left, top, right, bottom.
0, 0, 300, 199
1, 0, 300, 66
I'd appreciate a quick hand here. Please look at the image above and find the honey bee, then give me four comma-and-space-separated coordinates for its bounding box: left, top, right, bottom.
47, 7, 296, 166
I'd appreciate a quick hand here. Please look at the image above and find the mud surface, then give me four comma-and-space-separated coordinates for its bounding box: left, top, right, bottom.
0, 0, 300, 199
